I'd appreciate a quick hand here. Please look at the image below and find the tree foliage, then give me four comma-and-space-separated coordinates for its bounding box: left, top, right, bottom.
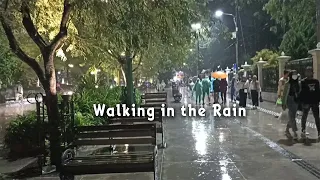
251, 49, 279, 67
264, 0, 316, 59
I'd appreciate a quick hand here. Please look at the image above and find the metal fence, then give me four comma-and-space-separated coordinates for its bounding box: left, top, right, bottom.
285, 57, 313, 78
262, 66, 279, 92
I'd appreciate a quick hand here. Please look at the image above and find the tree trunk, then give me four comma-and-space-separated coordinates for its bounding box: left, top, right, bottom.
43, 53, 61, 169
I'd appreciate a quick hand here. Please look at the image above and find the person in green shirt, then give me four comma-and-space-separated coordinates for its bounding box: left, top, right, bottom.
193, 78, 202, 105
202, 75, 211, 105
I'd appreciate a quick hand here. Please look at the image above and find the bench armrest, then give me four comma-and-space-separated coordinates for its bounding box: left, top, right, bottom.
153, 145, 158, 157
61, 148, 75, 163
65, 143, 77, 149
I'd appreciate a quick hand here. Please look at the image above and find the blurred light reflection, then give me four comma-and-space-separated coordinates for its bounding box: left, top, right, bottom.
192, 120, 208, 156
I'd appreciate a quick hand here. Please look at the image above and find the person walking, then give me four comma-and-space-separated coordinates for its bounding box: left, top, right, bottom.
299, 67, 320, 140
297, 73, 303, 116
161, 80, 166, 91
202, 75, 211, 105
213, 78, 221, 104
220, 78, 228, 104
156, 80, 161, 91
247, 75, 252, 100
282, 70, 300, 140
211, 77, 215, 102
193, 78, 203, 105
229, 77, 236, 102
237, 76, 249, 107
188, 79, 195, 98
249, 75, 261, 109
276, 70, 290, 118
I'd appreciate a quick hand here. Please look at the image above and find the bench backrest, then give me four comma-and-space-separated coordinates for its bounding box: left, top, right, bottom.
73, 124, 156, 146
109, 109, 162, 123
140, 103, 166, 108
141, 92, 167, 100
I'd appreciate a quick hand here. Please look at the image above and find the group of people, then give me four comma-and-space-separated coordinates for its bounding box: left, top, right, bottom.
156, 80, 166, 91
229, 75, 262, 109
277, 67, 320, 140
188, 75, 228, 105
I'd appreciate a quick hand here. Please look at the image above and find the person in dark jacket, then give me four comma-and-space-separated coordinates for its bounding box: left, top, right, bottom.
213, 78, 221, 103
220, 78, 228, 104
229, 77, 236, 102
299, 67, 320, 140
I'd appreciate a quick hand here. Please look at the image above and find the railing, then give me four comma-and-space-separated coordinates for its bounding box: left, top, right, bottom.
285, 57, 313, 78
262, 66, 279, 92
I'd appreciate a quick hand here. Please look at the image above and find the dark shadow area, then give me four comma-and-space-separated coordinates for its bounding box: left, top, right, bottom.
277, 138, 319, 146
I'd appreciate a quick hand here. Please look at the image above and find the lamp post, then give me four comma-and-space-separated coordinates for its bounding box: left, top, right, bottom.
215, 10, 239, 71
191, 23, 201, 75
121, 52, 134, 106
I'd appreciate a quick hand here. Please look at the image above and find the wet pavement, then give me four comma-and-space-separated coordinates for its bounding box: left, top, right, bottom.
8, 88, 320, 179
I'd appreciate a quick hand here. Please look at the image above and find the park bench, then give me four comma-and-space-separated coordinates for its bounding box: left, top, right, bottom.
109, 108, 166, 148
141, 92, 167, 105
60, 124, 158, 180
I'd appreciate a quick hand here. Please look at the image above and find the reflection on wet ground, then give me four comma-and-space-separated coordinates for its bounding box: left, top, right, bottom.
20, 89, 320, 179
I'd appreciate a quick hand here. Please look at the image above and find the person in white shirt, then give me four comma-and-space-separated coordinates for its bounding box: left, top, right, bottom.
237, 76, 249, 107
249, 75, 261, 109
189, 80, 195, 98
156, 80, 161, 91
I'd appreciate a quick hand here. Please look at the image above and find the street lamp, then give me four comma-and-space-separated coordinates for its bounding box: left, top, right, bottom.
191, 23, 201, 75
215, 10, 239, 72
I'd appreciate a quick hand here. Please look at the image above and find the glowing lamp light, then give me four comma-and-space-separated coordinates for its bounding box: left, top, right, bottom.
215, 10, 223, 17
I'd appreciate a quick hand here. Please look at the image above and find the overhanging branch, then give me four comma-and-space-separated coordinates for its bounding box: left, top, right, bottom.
21, 1, 48, 51
50, 0, 72, 51
0, 15, 45, 85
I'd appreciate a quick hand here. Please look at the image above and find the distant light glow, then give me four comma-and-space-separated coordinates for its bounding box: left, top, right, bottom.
191, 23, 201, 31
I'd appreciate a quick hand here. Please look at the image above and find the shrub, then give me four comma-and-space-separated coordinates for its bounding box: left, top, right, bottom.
4, 111, 46, 157
73, 84, 125, 125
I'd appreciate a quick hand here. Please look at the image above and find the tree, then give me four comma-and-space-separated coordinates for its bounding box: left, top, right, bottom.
264, 0, 316, 59
1, 0, 72, 168
73, 0, 208, 104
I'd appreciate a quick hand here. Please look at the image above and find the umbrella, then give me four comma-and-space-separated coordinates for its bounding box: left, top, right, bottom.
212, 71, 227, 79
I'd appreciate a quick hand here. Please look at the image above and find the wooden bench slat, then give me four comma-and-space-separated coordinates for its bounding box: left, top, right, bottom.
145, 99, 167, 102
76, 124, 155, 132
74, 154, 153, 161
110, 119, 162, 123
140, 104, 165, 108
77, 130, 155, 138
62, 162, 154, 175
74, 138, 156, 146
